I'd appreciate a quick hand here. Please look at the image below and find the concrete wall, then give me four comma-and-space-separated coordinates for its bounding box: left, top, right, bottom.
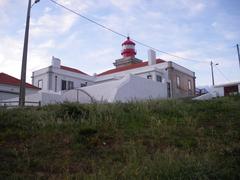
82, 75, 168, 103
62, 89, 93, 103
33, 73, 49, 91
114, 75, 167, 102
0, 84, 39, 101
213, 87, 224, 96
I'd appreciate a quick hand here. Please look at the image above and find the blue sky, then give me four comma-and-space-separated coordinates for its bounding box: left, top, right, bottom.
0, 0, 239, 86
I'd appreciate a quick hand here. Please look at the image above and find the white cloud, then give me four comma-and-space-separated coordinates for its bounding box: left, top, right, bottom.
0, 0, 7, 7
0, 11, 8, 28
38, 39, 56, 49
109, 0, 140, 11
0, 36, 23, 79
44, 7, 52, 13
0, 36, 52, 82
30, 12, 77, 38
180, 0, 206, 14
57, 0, 93, 12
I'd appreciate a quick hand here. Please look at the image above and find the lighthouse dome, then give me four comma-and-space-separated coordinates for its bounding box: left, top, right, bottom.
122, 36, 135, 46
121, 36, 136, 58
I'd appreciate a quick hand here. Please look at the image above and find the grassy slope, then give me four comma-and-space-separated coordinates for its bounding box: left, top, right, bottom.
0, 96, 240, 179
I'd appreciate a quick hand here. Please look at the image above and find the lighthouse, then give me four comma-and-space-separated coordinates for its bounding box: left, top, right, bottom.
121, 36, 136, 58
114, 36, 142, 68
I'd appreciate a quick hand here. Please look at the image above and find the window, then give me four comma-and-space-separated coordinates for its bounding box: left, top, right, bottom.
81, 82, 88, 87
176, 76, 180, 88
81, 83, 86, 87
156, 75, 162, 82
188, 80, 192, 90
55, 76, 57, 92
147, 75, 152, 79
167, 82, 171, 98
68, 81, 74, 90
38, 80, 43, 88
61, 80, 66, 90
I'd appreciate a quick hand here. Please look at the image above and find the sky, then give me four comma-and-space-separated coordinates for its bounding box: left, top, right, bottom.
0, 0, 239, 86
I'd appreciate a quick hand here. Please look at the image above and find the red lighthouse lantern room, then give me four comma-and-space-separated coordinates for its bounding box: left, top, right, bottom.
121, 36, 136, 58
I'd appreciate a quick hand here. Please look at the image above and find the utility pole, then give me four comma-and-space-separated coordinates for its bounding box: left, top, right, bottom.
210, 61, 215, 86
19, 0, 32, 107
19, 0, 40, 107
210, 61, 219, 86
237, 44, 240, 69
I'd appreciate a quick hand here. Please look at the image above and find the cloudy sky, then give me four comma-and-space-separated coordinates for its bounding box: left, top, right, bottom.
0, 0, 239, 86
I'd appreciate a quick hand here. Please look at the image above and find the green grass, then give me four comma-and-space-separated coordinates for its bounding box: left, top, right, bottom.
0, 96, 240, 179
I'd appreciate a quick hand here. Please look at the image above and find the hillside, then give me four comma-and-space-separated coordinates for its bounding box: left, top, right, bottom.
1, 96, 240, 179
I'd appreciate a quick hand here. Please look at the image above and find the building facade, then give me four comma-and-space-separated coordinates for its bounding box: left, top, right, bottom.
32, 57, 95, 93
214, 82, 240, 96
32, 37, 196, 100
0, 73, 40, 101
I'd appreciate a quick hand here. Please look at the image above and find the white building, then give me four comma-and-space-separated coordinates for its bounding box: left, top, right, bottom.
193, 82, 240, 100
31, 37, 196, 103
213, 82, 240, 96
0, 72, 40, 101
32, 57, 95, 93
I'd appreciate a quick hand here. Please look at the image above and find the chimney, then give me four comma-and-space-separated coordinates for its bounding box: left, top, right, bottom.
148, 49, 156, 65
52, 56, 61, 68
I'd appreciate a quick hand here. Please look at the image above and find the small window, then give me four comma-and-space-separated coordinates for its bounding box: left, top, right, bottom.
167, 82, 171, 98
55, 76, 57, 92
81, 82, 88, 87
147, 75, 152, 79
156, 75, 162, 82
38, 80, 43, 88
68, 81, 74, 90
188, 80, 192, 90
176, 76, 180, 88
61, 80, 66, 90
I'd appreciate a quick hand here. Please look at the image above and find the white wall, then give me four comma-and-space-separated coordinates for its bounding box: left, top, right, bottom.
213, 87, 224, 96
0, 92, 18, 101
82, 75, 168, 102
33, 73, 49, 91
62, 89, 93, 103
2, 91, 62, 106
0, 84, 39, 101
114, 75, 167, 102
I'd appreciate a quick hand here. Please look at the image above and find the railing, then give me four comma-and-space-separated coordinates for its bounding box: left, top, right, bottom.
0, 101, 41, 108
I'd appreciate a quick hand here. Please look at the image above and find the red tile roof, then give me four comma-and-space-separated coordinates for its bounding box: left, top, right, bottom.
97, 59, 165, 76
60, 66, 89, 75
0, 72, 40, 89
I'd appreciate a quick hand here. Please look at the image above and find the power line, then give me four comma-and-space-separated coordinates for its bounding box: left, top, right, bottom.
214, 65, 230, 82
48, 0, 209, 64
